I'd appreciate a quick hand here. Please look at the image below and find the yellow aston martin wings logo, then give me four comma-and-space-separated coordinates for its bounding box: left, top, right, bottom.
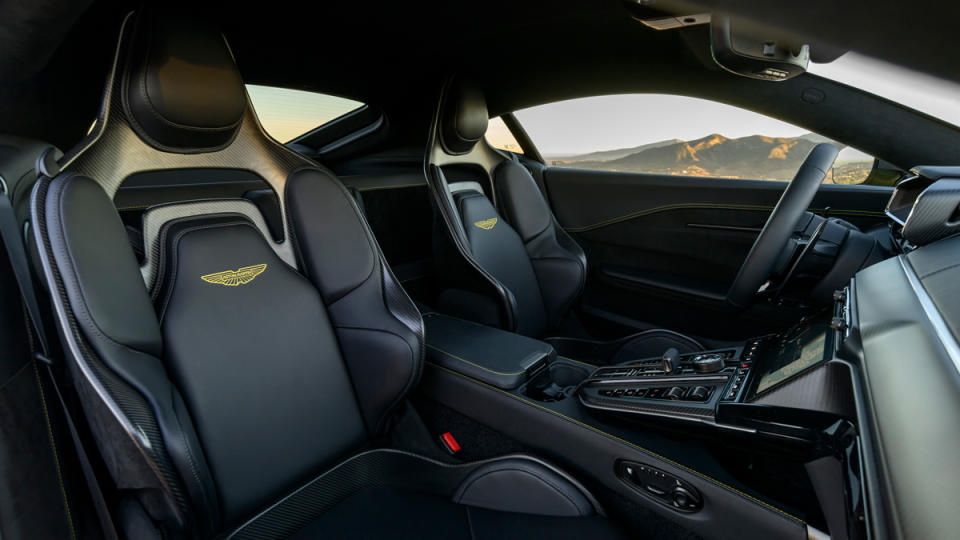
201, 264, 267, 287
473, 218, 498, 230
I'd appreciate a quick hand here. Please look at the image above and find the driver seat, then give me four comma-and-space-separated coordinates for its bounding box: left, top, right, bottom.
31, 11, 627, 539
428, 81, 702, 363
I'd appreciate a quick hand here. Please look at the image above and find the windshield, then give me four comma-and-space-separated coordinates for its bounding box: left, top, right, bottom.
808, 52, 960, 129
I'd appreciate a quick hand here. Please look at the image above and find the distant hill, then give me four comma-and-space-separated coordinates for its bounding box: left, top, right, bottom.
551, 133, 869, 182
548, 139, 682, 162
796, 133, 837, 145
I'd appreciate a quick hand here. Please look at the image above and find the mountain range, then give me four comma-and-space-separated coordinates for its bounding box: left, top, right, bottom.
548, 133, 871, 182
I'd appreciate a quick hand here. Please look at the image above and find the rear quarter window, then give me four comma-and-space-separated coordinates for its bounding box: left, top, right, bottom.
246, 85, 363, 143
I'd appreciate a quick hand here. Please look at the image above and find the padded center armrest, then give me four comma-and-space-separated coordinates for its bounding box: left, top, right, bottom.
424, 313, 554, 389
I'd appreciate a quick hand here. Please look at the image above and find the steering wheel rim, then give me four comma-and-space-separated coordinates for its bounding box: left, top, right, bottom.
726, 143, 840, 308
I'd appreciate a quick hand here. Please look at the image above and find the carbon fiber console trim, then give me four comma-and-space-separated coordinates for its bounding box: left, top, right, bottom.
58, 12, 318, 276
752, 361, 856, 417
901, 178, 960, 245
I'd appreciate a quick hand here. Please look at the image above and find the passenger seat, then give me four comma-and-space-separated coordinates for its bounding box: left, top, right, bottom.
426, 80, 703, 363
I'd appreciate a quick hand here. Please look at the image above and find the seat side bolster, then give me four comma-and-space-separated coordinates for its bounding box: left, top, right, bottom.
39, 173, 220, 534
285, 167, 423, 433
494, 160, 587, 330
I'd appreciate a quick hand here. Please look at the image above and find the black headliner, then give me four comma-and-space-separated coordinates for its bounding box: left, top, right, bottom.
1, 0, 958, 169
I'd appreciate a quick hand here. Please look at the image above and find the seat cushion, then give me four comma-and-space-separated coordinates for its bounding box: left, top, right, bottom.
289, 487, 628, 540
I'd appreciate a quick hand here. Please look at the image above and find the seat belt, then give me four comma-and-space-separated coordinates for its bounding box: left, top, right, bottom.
0, 187, 121, 540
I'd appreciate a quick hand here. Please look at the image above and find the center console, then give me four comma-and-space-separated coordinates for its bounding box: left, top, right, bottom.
418, 290, 860, 540
578, 345, 750, 421
576, 300, 853, 440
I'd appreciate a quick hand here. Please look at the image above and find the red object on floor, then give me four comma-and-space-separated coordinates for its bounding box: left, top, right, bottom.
441, 432, 461, 453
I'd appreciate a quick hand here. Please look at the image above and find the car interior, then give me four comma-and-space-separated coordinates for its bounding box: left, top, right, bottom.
1, 1, 960, 539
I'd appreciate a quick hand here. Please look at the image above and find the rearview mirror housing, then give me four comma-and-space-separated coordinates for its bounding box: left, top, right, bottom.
710, 16, 809, 81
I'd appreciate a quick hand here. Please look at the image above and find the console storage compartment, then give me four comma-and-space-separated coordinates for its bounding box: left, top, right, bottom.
424, 312, 553, 389
524, 358, 594, 402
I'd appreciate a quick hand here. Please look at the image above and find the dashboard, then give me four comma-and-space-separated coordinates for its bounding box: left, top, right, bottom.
576, 165, 960, 539
850, 234, 960, 540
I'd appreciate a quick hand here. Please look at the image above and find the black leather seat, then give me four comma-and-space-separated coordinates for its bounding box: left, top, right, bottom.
427, 81, 702, 363
30, 11, 626, 539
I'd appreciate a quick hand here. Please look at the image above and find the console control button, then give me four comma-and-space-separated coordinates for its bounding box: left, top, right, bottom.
830, 316, 847, 331
664, 386, 685, 400
661, 348, 679, 373
646, 484, 667, 496
833, 289, 847, 303
671, 486, 701, 511
618, 461, 703, 513
685, 386, 710, 401
691, 353, 725, 373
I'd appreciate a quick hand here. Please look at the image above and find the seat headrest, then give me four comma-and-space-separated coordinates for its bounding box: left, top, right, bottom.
440, 80, 488, 155
122, 11, 246, 152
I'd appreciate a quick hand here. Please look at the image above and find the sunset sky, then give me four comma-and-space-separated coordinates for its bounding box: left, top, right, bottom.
491, 52, 960, 159
248, 51, 959, 158
247, 84, 362, 143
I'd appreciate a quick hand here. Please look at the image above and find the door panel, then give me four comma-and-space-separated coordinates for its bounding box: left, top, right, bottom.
542, 167, 892, 340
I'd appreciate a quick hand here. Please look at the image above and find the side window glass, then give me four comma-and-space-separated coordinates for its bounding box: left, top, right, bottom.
514, 95, 875, 184
485, 116, 524, 154
246, 85, 364, 143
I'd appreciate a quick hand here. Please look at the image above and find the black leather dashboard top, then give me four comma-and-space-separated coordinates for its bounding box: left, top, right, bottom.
852, 234, 960, 540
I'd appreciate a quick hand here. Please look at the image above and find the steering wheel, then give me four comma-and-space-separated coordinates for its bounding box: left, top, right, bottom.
726, 143, 839, 308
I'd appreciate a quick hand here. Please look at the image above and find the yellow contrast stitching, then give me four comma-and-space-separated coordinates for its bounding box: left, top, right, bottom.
33, 360, 78, 540
426, 361, 806, 525
565, 203, 885, 233
426, 344, 526, 376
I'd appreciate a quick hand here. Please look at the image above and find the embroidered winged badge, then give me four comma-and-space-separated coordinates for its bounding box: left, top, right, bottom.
201, 264, 267, 287
473, 218, 498, 230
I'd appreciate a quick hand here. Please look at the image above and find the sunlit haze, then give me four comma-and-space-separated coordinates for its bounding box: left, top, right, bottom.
511, 95, 814, 157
